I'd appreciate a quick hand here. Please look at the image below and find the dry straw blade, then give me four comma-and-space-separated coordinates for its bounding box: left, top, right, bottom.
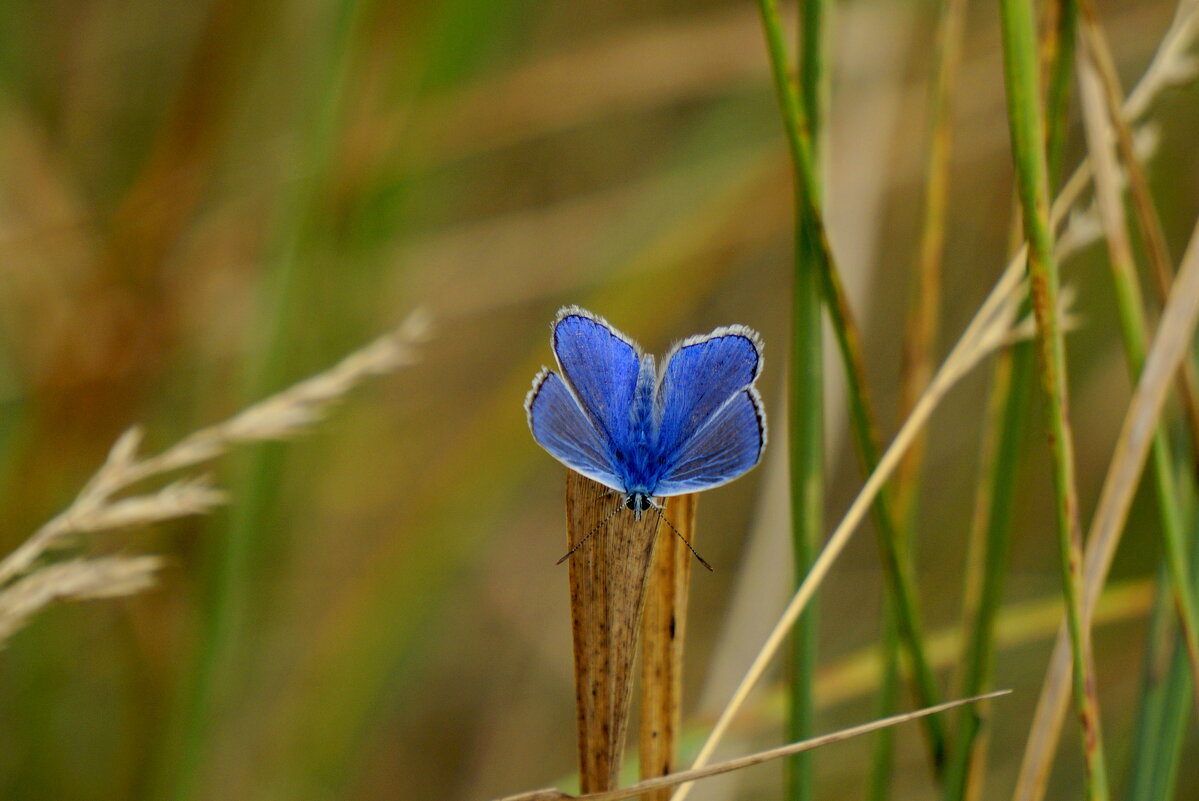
640, 493, 697, 800
565, 471, 663, 792
492, 691, 1012, 801
1077, 17, 1199, 716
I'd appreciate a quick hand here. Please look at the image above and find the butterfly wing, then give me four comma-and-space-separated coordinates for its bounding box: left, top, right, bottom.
525, 368, 625, 491
653, 388, 766, 495
652, 326, 766, 496
551, 307, 643, 447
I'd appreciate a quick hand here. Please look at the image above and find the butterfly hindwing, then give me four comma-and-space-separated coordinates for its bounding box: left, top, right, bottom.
552, 307, 642, 448
525, 368, 625, 492
655, 387, 766, 496
654, 326, 762, 463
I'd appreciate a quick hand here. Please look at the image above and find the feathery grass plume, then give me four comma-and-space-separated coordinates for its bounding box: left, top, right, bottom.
0, 310, 430, 643
0, 556, 164, 646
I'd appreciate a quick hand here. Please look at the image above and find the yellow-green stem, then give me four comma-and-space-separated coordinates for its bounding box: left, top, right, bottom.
997, 0, 1109, 797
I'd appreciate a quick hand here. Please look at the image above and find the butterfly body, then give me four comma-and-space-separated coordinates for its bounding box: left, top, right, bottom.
526, 307, 767, 516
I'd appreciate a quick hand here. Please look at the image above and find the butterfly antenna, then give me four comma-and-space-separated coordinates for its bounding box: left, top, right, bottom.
654, 504, 713, 572
556, 500, 624, 565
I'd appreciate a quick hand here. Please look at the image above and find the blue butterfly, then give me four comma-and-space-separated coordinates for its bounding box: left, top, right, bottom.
525, 306, 767, 521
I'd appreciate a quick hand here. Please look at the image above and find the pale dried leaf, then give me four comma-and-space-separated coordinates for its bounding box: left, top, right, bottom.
1012, 214, 1199, 801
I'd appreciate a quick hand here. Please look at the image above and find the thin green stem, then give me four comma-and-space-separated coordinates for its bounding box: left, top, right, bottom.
868, 607, 901, 801
756, 0, 947, 773
997, 0, 1109, 798
786, 1, 826, 798
1041, 0, 1077, 189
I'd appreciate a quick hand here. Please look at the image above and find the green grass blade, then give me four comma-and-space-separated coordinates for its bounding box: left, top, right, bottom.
997, 0, 1109, 797
867, 609, 901, 801
786, 2, 827, 801
944, 3, 1077, 796
1126, 451, 1198, 801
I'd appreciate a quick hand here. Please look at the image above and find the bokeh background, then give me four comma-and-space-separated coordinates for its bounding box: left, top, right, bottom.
0, 0, 1197, 799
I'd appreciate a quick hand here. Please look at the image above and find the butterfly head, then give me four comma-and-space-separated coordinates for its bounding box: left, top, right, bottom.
623, 492, 654, 521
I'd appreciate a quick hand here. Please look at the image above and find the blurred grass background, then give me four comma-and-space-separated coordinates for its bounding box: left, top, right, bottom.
0, 0, 1197, 799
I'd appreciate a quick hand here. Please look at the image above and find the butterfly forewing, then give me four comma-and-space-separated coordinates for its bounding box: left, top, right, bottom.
552, 308, 642, 447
